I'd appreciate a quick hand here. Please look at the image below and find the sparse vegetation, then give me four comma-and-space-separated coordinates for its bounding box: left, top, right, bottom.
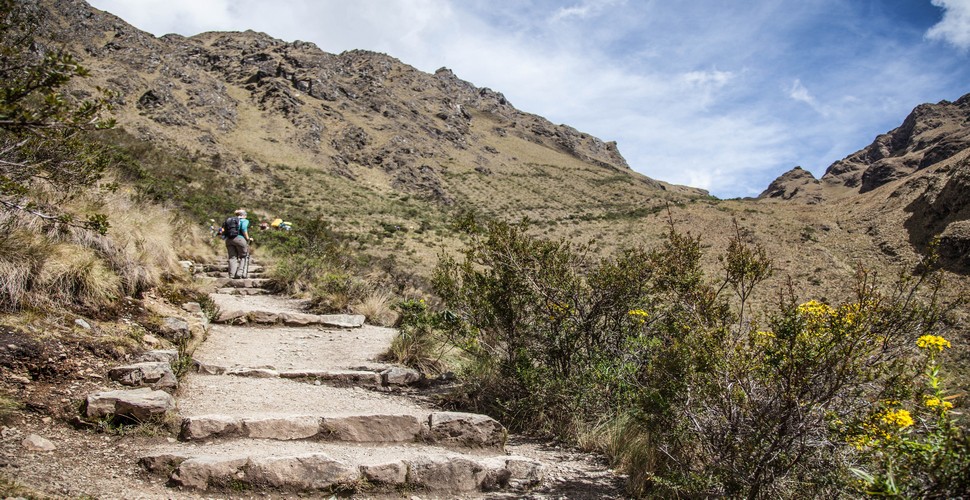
429, 218, 967, 497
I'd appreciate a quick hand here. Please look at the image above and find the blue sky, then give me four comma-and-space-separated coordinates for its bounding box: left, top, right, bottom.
87, 0, 970, 198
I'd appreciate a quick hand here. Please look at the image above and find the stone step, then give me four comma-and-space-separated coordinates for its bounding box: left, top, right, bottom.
214, 309, 365, 327
140, 440, 543, 494
177, 375, 429, 421
193, 363, 423, 388
202, 270, 265, 278
193, 324, 399, 374
210, 277, 272, 289
177, 411, 505, 448
214, 287, 271, 296
203, 263, 265, 273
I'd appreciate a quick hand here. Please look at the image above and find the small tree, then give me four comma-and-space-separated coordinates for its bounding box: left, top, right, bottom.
0, 0, 115, 233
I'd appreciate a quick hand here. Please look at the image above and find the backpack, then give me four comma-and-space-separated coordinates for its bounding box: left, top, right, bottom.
222, 216, 240, 239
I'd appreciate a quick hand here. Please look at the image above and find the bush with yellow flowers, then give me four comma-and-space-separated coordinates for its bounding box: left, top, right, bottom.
432, 218, 967, 497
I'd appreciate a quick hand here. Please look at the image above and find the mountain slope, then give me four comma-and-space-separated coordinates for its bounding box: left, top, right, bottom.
41, 0, 703, 227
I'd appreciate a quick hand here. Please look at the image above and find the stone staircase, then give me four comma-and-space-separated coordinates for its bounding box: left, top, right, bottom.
137, 261, 546, 496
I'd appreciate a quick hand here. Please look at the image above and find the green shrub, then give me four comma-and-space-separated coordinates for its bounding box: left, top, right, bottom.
431, 219, 966, 497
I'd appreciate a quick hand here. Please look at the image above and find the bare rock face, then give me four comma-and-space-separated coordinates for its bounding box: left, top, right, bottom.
821, 94, 970, 193
759, 166, 824, 203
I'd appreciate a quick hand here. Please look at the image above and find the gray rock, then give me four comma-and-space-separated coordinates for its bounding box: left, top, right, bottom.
159, 316, 190, 341
171, 456, 250, 490
108, 361, 177, 390
86, 388, 175, 422
192, 361, 227, 375
482, 455, 544, 488
226, 367, 279, 378
180, 415, 242, 440
318, 314, 366, 328
182, 302, 203, 314
245, 453, 360, 490
215, 308, 247, 324
22, 434, 56, 452
406, 455, 486, 492
320, 414, 426, 442
360, 460, 408, 485
279, 369, 382, 386
139, 453, 188, 474
136, 349, 178, 364
242, 416, 321, 440
247, 310, 280, 324
74, 318, 91, 330
429, 412, 507, 449
382, 366, 423, 386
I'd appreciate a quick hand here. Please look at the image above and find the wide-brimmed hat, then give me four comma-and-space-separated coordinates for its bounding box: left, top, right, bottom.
234, 209, 247, 217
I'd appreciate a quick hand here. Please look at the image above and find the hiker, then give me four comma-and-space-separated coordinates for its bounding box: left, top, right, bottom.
220, 209, 251, 279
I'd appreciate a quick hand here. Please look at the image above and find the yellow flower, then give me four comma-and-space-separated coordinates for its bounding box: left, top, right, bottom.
925, 396, 954, 411
628, 309, 649, 324
917, 335, 951, 351
880, 409, 914, 429
798, 300, 834, 319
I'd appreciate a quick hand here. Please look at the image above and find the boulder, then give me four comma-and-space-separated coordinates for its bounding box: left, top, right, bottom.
86, 388, 175, 422
429, 412, 506, 449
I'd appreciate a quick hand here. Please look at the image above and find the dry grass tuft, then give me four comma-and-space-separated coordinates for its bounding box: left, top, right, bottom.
36, 244, 122, 310
352, 290, 398, 326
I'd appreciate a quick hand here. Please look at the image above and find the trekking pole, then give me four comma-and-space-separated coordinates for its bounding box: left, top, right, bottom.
243, 241, 252, 279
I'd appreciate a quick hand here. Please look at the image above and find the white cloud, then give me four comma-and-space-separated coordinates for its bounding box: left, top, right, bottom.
551, 0, 626, 22
927, 0, 970, 50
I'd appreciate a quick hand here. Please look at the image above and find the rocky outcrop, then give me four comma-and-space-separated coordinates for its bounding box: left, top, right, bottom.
821, 93, 970, 193
759, 166, 824, 203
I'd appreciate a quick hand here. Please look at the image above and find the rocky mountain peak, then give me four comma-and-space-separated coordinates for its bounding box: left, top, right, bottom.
819, 93, 970, 193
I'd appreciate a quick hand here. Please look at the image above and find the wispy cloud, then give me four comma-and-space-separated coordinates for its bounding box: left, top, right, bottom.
926, 0, 970, 50
551, 0, 625, 22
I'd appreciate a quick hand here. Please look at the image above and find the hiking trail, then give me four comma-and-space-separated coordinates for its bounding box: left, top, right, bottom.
132, 260, 627, 498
